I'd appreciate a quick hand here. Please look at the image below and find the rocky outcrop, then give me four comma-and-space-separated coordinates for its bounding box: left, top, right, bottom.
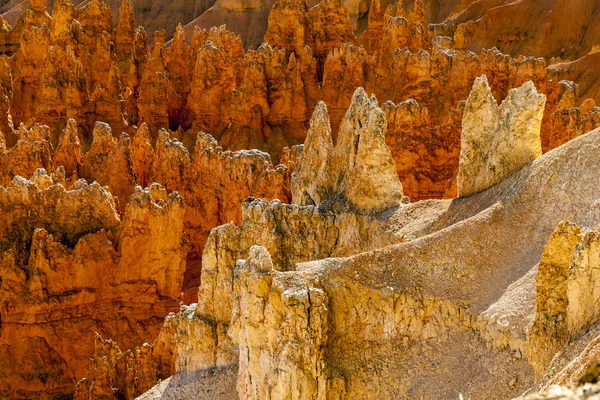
129, 123, 155, 187
528, 221, 600, 379
0, 123, 53, 186
328, 88, 403, 211
230, 246, 329, 400
130, 88, 407, 395
54, 118, 83, 178
229, 246, 478, 400
89, 88, 406, 398
0, 170, 119, 257
186, 39, 237, 135
180, 131, 289, 263
81, 121, 136, 205
521, 384, 600, 400
224, 127, 600, 399
118, 184, 186, 300
219, 42, 320, 155
262, 0, 358, 72
4, 1, 600, 399
457, 76, 546, 197
290, 101, 332, 206
449, 0, 600, 61
546, 83, 600, 151
0, 174, 184, 398
0, 112, 293, 302
0, 0, 597, 193
292, 90, 403, 211
74, 334, 157, 400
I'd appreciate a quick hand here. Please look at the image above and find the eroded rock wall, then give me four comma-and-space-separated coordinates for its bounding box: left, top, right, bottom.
0, 0, 597, 203
0, 176, 183, 397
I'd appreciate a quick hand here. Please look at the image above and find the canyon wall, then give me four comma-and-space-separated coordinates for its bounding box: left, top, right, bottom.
1, 0, 600, 398
0, 0, 598, 203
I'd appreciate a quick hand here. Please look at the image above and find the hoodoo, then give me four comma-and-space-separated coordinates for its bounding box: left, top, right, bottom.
1, 0, 600, 399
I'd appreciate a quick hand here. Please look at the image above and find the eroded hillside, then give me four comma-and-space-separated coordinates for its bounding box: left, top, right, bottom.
0, 0, 600, 399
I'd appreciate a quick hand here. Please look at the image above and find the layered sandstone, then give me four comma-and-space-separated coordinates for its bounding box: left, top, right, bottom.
0, 173, 183, 397
0, 112, 292, 397
3, 0, 600, 399
0, 0, 597, 207
77, 87, 410, 397
449, 0, 600, 60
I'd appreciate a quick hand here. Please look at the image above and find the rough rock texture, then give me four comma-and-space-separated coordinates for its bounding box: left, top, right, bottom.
528, 221, 589, 379
229, 246, 329, 400
158, 91, 406, 380
0, 0, 597, 206
292, 90, 403, 211
138, 365, 239, 400
0, 0, 597, 167
84, 87, 409, 397
521, 384, 600, 400
220, 127, 600, 399
457, 76, 546, 197
526, 221, 600, 386
0, 174, 184, 398
4, 1, 600, 399
382, 98, 463, 200
0, 112, 292, 303
448, 0, 600, 60
290, 101, 333, 206
74, 334, 158, 399
133, 120, 600, 399
1, 0, 215, 41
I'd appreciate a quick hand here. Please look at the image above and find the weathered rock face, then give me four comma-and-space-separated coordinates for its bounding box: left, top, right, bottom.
329, 88, 403, 211
546, 81, 600, 151
118, 184, 187, 300
81, 121, 136, 205
230, 246, 329, 400
177, 131, 290, 295
290, 101, 333, 206
224, 128, 600, 400
0, 123, 53, 186
186, 40, 236, 135
219, 42, 320, 155
0, 115, 296, 397
457, 76, 546, 197
293, 90, 403, 211
74, 334, 158, 400
54, 118, 83, 178
229, 247, 481, 400
528, 221, 600, 380
449, 0, 600, 61
86, 88, 408, 397
5, 1, 600, 399
521, 384, 600, 400
166, 91, 404, 378
1, 0, 216, 42
2, 112, 291, 304
0, 170, 119, 259
0, 173, 186, 398
382, 98, 463, 200
0, 0, 597, 207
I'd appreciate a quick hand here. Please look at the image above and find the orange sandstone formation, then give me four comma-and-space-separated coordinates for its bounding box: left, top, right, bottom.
0, 0, 597, 206
1, 0, 600, 398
